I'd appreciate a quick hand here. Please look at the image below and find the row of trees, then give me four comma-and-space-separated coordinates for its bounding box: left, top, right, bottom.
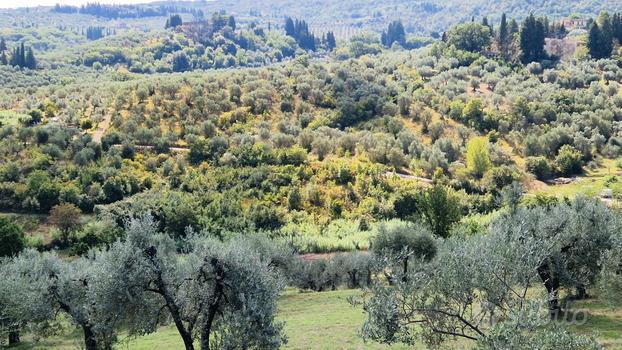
284, 17, 336, 51
165, 14, 183, 29
587, 12, 622, 60
285, 17, 317, 51
85, 26, 110, 41
359, 195, 617, 349
381, 20, 406, 47
0, 217, 287, 350
444, 13, 552, 63
1, 194, 615, 349
52, 2, 204, 20
0, 40, 36, 69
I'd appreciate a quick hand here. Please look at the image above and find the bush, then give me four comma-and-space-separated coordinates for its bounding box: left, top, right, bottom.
80, 119, 93, 130
555, 145, 583, 176
0, 216, 25, 257
484, 165, 519, 189
49, 203, 82, 245
466, 137, 492, 177
246, 203, 284, 231
392, 191, 419, 220
526, 156, 553, 180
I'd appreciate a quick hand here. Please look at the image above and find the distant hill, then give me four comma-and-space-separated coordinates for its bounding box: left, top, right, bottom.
198, 0, 622, 35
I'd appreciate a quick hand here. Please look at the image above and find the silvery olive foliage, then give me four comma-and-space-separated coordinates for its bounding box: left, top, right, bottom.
0, 216, 287, 350
358, 197, 615, 349
494, 197, 619, 305
0, 233, 161, 349
598, 234, 622, 307
110, 216, 287, 350
0, 250, 57, 346
476, 323, 601, 350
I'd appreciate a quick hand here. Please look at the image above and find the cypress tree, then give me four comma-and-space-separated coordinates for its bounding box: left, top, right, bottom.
588, 22, 612, 59
498, 13, 509, 58
520, 14, 546, 63
326, 31, 336, 50
612, 13, 622, 43
543, 17, 550, 37
11, 43, 26, 68
284, 17, 295, 37
482, 16, 493, 36
284, 18, 317, 51
25, 47, 36, 69
19, 42, 26, 67
165, 14, 182, 29
9, 47, 17, 66
510, 19, 519, 34
381, 20, 406, 48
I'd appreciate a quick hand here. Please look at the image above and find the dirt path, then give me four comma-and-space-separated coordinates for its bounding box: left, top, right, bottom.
111, 144, 190, 152
93, 114, 111, 143
384, 171, 433, 184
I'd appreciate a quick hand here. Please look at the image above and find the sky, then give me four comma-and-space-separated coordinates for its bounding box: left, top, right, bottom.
0, 0, 157, 8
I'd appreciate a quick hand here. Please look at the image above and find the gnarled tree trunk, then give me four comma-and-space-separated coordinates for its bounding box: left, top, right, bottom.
82, 324, 98, 350
200, 258, 225, 350
537, 261, 560, 317
8, 330, 20, 345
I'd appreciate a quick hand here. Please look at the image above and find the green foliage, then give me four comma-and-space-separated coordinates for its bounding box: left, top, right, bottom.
391, 191, 419, 220
188, 137, 229, 165
526, 156, 553, 180
415, 185, 462, 238
359, 197, 615, 348
555, 145, 583, 176
477, 324, 602, 350
462, 99, 486, 130
0, 217, 287, 350
292, 252, 374, 292
165, 14, 183, 29
381, 21, 406, 48
466, 137, 492, 177
587, 22, 613, 59
371, 220, 437, 279
0, 216, 24, 257
520, 14, 546, 63
48, 203, 82, 245
359, 218, 552, 347
447, 22, 492, 53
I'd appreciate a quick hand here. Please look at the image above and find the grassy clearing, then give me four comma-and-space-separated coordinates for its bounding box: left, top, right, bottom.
10, 289, 622, 350
528, 158, 622, 200
570, 298, 622, 349
276, 290, 408, 350
11, 289, 409, 350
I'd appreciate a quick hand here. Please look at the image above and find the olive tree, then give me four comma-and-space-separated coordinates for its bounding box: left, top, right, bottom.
492, 197, 618, 309
357, 214, 595, 348
598, 234, 622, 306
0, 217, 24, 258
0, 245, 155, 350
0, 251, 56, 346
371, 220, 437, 279
122, 216, 286, 350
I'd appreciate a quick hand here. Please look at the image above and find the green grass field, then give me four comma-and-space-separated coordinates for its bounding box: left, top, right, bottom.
528, 158, 622, 200
11, 289, 410, 350
9, 288, 622, 350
